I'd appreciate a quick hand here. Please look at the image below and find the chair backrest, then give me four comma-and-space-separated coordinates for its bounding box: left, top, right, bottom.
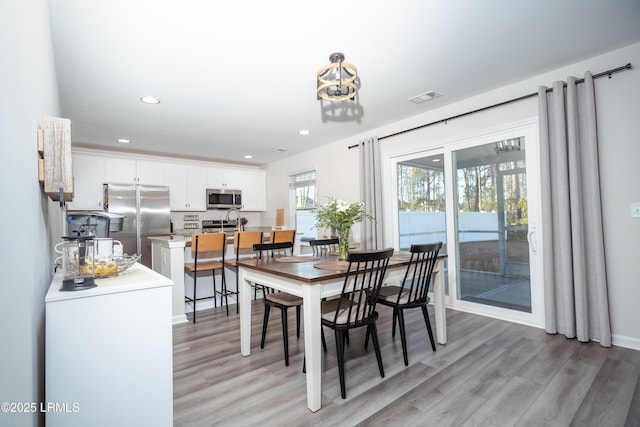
233, 231, 264, 261
191, 233, 226, 262
327, 248, 394, 327
309, 238, 339, 256
253, 242, 294, 259
269, 229, 296, 244
395, 242, 442, 306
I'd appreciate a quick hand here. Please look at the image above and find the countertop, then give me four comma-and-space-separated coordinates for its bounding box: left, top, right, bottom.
45, 262, 173, 302
150, 227, 276, 244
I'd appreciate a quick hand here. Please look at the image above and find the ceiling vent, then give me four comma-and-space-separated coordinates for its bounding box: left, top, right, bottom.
408, 90, 442, 104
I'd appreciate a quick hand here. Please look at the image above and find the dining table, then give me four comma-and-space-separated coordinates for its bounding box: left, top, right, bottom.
236, 252, 447, 412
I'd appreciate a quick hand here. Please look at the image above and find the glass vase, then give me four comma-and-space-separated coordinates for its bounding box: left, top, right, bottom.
337, 227, 351, 261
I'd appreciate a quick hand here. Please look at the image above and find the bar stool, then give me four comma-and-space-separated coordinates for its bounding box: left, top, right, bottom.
184, 233, 227, 322
223, 230, 264, 313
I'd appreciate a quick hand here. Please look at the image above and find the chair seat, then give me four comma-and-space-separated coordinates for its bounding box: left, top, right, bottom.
377, 286, 430, 306
265, 292, 302, 307
321, 297, 369, 325
223, 259, 238, 268
185, 260, 224, 272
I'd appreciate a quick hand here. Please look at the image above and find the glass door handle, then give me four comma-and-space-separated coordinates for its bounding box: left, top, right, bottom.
527, 223, 537, 255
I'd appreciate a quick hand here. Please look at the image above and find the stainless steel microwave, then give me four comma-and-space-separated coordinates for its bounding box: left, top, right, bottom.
206, 188, 242, 209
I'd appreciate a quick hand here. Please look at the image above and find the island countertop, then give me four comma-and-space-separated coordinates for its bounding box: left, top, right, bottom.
149, 228, 275, 247
149, 229, 302, 324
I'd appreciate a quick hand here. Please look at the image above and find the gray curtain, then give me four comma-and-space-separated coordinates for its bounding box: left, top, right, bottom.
538, 72, 611, 347
359, 137, 384, 249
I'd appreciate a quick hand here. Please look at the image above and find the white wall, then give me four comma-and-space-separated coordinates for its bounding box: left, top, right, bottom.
264, 42, 640, 349
264, 139, 362, 241
0, 0, 62, 426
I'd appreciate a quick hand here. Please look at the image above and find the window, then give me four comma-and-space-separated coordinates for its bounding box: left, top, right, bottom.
290, 170, 317, 240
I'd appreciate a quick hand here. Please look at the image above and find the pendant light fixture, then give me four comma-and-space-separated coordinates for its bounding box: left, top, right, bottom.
316, 52, 358, 102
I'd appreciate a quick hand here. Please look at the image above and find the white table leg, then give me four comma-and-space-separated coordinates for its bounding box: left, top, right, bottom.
239, 267, 252, 356
433, 259, 447, 345
302, 284, 323, 412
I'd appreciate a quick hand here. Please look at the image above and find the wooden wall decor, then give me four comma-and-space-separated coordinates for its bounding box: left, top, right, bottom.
38, 116, 73, 201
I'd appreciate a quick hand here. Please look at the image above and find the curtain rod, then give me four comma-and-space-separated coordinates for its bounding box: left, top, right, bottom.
348, 62, 632, 148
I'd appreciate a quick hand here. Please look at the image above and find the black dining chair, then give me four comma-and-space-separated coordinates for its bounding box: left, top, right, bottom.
308, 238, 339, 256
255, 229, 296, 299
374, 242, 442, 366
321, 247, 394, 399
254, 242, 302, 366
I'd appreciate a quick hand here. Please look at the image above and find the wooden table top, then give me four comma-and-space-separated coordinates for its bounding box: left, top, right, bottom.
236, 253, 447, 284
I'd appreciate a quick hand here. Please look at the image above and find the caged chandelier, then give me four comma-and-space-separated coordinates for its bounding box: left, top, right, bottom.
317, 52, 359, 102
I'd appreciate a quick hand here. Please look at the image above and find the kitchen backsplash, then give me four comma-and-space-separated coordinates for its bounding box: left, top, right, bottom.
169, 210, 263, 232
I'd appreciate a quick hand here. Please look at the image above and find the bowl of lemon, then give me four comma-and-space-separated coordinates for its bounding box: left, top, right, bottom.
91, 254, 141, 278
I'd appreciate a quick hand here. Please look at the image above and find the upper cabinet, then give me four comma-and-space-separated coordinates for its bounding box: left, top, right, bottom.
104, 157, 136, 184
207, 166, 265, 211
104, 157, 166, 185
71, 151, 265, 213
165, 163, 207, 211
241, 169, 266, 211
136, 160, 167, 185
206, 167, 242, 190
68, 152, 105, 210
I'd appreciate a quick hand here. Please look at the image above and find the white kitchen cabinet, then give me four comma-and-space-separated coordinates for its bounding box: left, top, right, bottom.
166, 162, 207, 211
104, 157, 166, 185
45, 263, 173, 427
68, 152, 105, 210
136, 159, 167, 185
207, 166, 242, 190
71, 151, 264, 212
104, 156, 136, 184
241, 169, 266, 211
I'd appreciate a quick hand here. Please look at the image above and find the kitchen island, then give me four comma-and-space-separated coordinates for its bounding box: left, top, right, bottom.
45, 263, 173, 427
149, 229, 301, 323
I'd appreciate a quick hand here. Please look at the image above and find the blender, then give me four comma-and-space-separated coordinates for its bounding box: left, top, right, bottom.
57, 236, 97, 291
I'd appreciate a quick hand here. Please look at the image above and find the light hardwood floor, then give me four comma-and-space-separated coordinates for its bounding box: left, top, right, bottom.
173, 301, 640, 427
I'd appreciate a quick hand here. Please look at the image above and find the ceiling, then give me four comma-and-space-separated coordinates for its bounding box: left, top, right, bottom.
48, 0, 640, 166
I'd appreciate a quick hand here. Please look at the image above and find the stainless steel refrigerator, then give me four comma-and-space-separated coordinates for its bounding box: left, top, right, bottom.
103, 183, 170, 267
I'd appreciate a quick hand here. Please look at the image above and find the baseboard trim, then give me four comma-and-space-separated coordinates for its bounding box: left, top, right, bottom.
172, 314, 188, 325
612, 334, 640, 351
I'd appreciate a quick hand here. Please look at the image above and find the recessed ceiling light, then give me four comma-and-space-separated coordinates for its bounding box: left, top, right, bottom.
408, 90, 442, 104
117, 138, 131, 144
140, 96, 161, 104
432, 158, 441, 162
274, 147, 291, 153
244, 155, 253, 159
298, 129, 310, 136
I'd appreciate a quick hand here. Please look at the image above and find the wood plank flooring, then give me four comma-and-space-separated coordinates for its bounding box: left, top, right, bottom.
173, 301, 640, 427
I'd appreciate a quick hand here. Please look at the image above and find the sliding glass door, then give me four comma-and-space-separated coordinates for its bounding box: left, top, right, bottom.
397, 153, 446, 251
453, 138, 531, 312
393, 123, 541, 324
